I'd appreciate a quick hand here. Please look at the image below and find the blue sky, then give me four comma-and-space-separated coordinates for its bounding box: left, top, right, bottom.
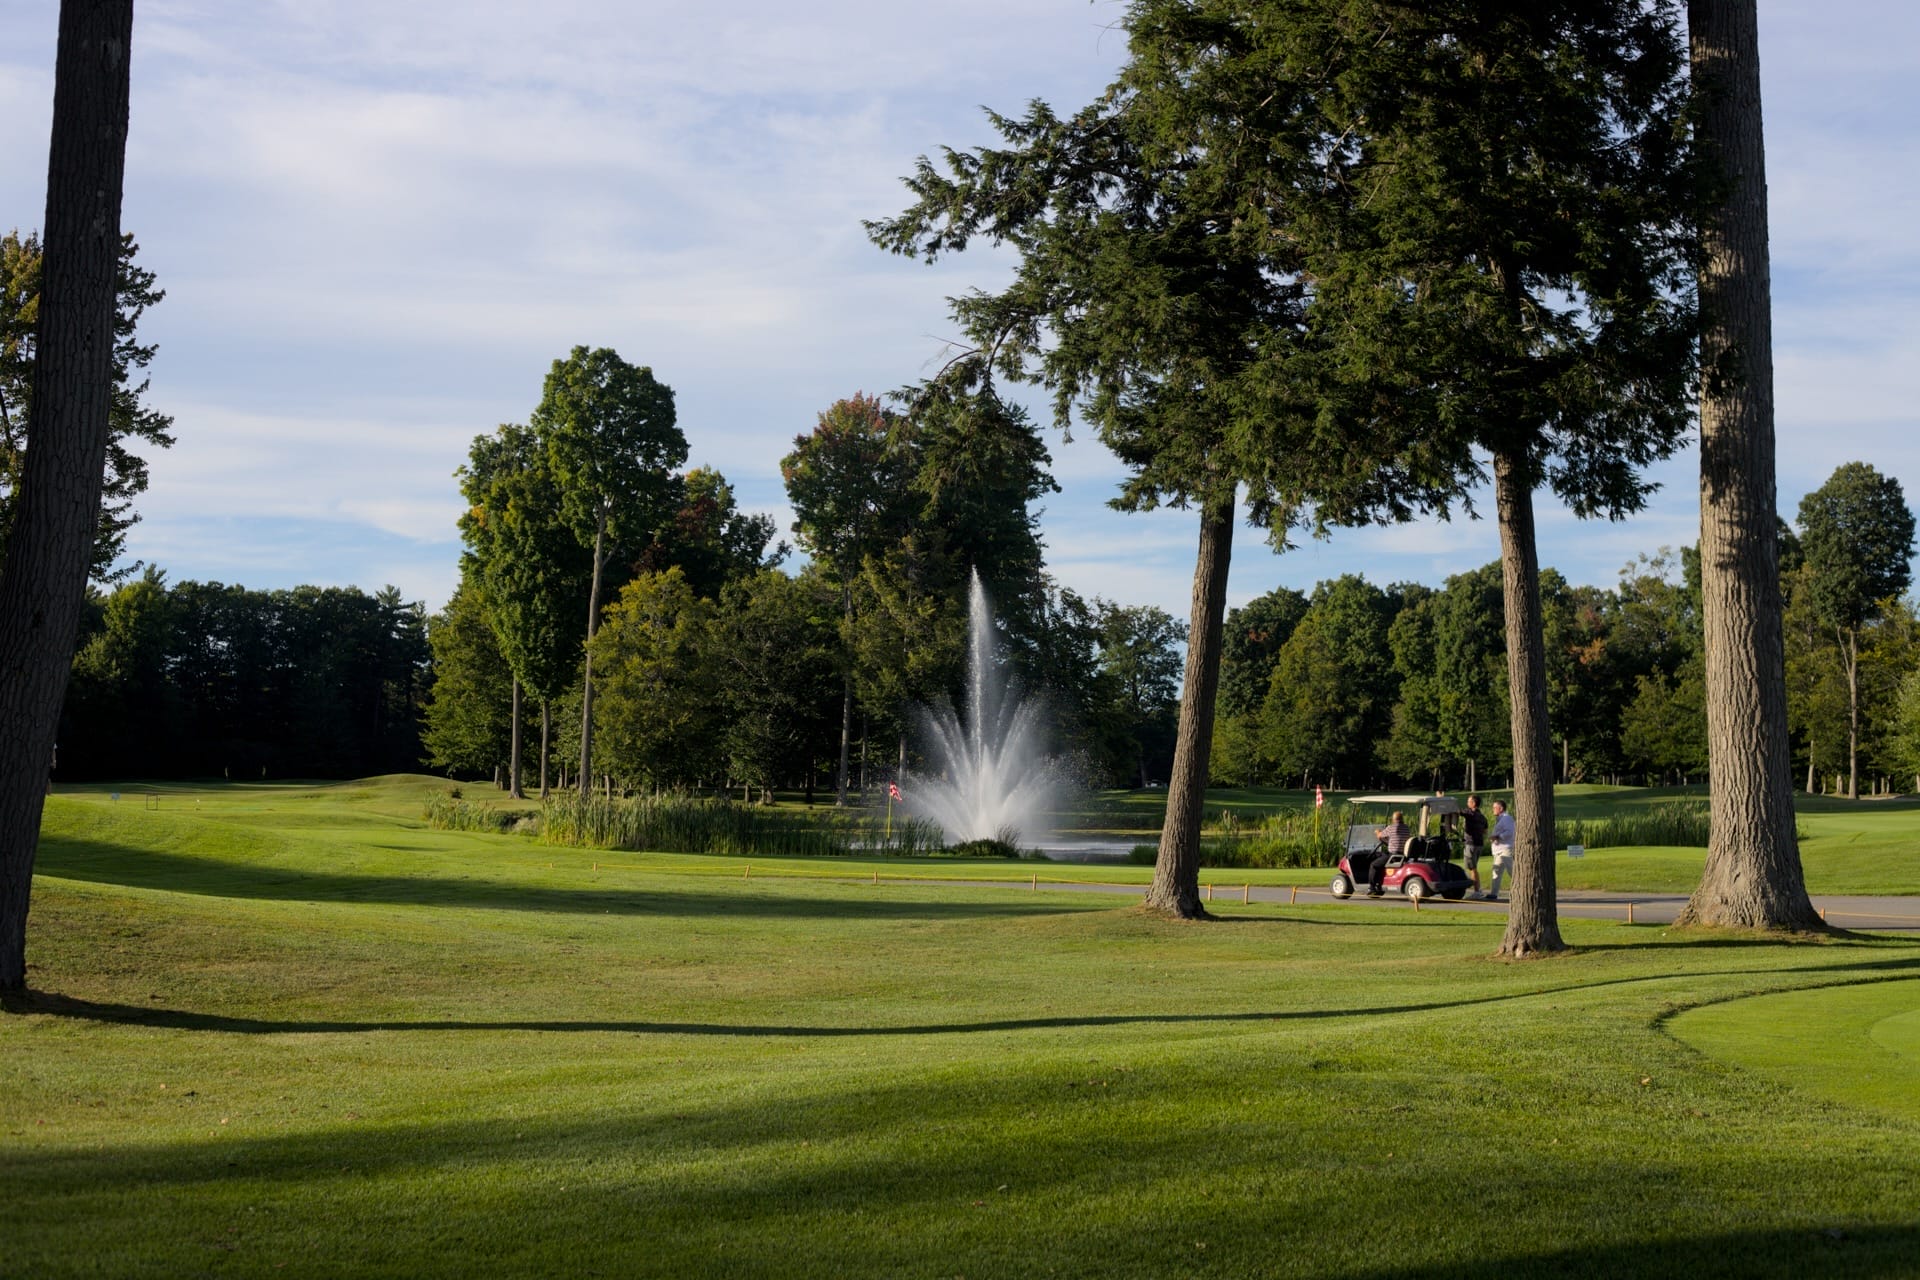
2, 1, 1915, 619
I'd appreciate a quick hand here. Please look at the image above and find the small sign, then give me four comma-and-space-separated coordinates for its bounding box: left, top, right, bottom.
1567, 844, 1585, 859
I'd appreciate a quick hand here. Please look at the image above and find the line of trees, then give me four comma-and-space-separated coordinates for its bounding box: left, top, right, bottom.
1209, 466, 1918, 798
49, 455, 1909, 804
426, 375, 1188, 800
56, 572, 430, 780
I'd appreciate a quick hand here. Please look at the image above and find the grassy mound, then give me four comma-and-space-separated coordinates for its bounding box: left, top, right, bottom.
1670, 978, 1920, 1123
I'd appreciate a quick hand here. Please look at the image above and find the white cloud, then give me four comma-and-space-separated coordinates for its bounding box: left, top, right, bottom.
2, 0, 1915, 622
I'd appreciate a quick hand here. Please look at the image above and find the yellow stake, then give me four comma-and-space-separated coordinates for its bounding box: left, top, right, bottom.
1290, 885, 1298, 904
1627, 902, 1635, 924
1243, 884, 1250, 905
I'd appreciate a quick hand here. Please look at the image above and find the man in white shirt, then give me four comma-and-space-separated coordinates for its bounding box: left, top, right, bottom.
1487, 799, 1516, 901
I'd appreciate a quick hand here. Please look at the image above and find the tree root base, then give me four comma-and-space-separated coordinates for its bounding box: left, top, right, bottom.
1495, 933, 1570, 959
1668, 914, 1835, 939
1138, 900, 1215, 923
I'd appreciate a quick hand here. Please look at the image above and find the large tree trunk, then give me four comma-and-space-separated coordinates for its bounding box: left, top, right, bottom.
508, 676, 524, 798
1679, 0, 1820, 931
0, 0, 134, 993
1493, 453, 1564, 958
577, 507, 606, 799
1145, 489, 1233, 919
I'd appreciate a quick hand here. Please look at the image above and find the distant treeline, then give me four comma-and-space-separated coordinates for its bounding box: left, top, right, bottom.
57, 572, 428, 780
55, 531, 1918, 797
1212, 543, 1919, 796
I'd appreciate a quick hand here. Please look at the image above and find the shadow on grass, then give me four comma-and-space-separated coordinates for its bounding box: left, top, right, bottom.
1573, 928, 1907, 953
1361, 1227, 1920, 1280
2, 1055, 1915, 1280
30, 953, 1920, 1037
34, 837, 1084, 923
10, 988, 1525, 1037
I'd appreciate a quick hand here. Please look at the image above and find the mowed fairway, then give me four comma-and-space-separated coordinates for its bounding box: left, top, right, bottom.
6, 780, 1920, 1277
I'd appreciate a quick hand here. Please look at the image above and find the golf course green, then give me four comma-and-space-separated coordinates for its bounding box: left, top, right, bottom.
4, 777, 1918, 1277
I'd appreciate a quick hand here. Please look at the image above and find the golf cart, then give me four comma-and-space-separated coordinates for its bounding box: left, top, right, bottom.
1328, 794, 1473, 902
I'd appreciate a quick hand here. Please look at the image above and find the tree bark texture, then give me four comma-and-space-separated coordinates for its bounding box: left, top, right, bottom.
0, 0, 134, 992
577, 509, 606, 799
508, 676, 524, 799
1493, 454, 1565, 957
1145, 491, 1234, 919
1679, 0, 1820, 931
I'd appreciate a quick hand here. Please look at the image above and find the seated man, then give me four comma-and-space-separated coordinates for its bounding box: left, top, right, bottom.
1368, 810, 1412, 896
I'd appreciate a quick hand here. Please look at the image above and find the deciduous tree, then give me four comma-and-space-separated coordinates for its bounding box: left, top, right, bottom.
535, 347, 686, 798
637, 466, 785, 601
1794, 462, 1916, 800
1095, 602, 1185, 788
710, 570, 841, 800
588, 569, 718, 789
458, 422, 592, 797
782, 394, 920, 803
422, 575, 515, 781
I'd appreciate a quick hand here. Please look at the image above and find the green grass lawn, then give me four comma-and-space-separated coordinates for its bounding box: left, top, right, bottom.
1672, 979, 1920, 1124
7, 777, 1920, 1277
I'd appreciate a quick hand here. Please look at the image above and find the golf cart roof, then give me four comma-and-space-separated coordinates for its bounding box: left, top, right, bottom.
1350, 794, 1464, 815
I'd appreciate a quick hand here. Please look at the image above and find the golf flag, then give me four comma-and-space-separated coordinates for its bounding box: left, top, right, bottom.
1315, 785, 1324, 809
889, 782, 902, 802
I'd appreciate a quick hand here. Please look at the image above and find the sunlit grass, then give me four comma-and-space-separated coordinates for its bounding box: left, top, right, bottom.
6, 777, 1920, 1276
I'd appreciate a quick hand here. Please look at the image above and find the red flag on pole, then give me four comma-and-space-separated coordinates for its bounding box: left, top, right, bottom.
1315, 785, 1324, 809
889, 782, 902, 802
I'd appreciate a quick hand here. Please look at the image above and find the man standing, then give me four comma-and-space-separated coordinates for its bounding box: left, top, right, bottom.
1488, 799, 1516, 902
1461, 794, 1488, 898
1368, 809, 1412, 897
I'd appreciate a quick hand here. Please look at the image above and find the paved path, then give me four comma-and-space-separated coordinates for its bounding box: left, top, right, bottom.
966, 877, 1920, 931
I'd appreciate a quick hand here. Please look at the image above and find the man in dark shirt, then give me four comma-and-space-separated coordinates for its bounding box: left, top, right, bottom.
1462, 794, 1489, 898
1368, 810, 1411, 896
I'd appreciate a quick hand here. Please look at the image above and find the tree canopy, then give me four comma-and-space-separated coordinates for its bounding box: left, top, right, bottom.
0, 229, 174, 581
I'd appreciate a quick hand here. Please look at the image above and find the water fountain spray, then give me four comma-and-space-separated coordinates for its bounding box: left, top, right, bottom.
902, 571, 1058, 846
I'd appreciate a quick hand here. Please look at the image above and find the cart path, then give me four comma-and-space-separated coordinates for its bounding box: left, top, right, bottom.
949, 878, 1920, 931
